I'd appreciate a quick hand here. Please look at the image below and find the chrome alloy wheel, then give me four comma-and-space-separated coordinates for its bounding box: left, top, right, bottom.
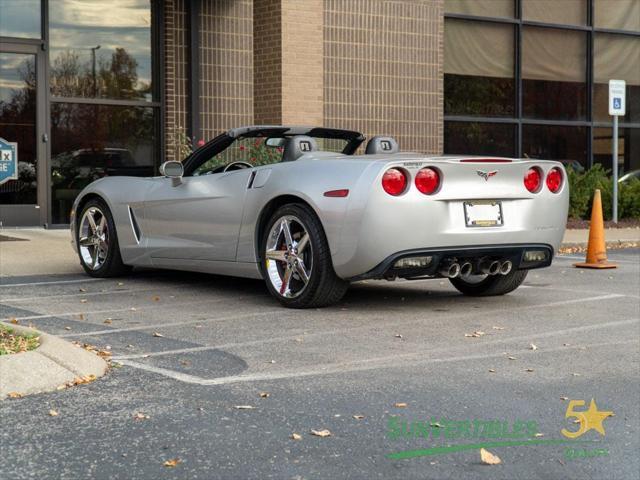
265, 215, 312, 298
78, 207, 109, 270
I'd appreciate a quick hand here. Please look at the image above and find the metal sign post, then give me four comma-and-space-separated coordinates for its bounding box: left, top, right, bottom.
608, 79, 626, 224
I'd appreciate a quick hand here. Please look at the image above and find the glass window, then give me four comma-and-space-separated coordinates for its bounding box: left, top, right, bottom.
593, 127, 640, 174
444, 122, 516, 157
49, 0, 152, 101
0, 52, 37, 205
522, 125, 587, 167
594, 0, 640, 32
522, 0, 586, 26
445, 20, 515, 117
444, 0, 514, 18
0, 0, 40, 39
594, 34, 640, 123
51, 103, 156, 223
522, 27, 587, 120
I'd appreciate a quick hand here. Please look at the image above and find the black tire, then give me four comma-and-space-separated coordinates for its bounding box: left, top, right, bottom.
449, 269, 528, 296
76, 198, 131, 277
259, 203, 349, 308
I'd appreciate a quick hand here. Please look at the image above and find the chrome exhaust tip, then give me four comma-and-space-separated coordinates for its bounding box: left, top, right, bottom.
439, 261, 461, 278
499, 260, 513, 275
460, 262, 473, 276
480, 259, 501, 275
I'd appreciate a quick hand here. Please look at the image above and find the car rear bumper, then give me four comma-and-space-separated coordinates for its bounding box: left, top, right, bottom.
346, 243, 554, 281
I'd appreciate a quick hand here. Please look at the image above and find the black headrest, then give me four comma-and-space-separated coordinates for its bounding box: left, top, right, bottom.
282, 135, 318, 162
365, 136, 399, 154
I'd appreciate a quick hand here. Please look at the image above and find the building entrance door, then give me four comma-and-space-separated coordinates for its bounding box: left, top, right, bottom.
0, 42, 47, 226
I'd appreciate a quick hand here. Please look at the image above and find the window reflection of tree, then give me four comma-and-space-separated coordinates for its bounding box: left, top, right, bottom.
0, 56, 37, 204
50, 48, 150, 100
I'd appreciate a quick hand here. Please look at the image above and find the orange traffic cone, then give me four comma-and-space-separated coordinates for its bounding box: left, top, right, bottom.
574, 189, 617, 269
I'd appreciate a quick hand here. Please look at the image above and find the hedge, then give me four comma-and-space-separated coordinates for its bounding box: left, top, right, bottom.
567, 164, 640, 220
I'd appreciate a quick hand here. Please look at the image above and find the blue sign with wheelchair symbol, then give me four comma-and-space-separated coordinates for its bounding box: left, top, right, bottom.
613, 98, 622, 110
0, 137, 18, 186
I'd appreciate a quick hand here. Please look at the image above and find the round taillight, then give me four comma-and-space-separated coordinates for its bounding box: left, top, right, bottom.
524, 167, 542, 193
546, 167, 563, 193
415, 167, 440, 195
381, 168, 407, 196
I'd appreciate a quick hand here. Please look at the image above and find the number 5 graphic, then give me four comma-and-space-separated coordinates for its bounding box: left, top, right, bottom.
561, 400, 587, 438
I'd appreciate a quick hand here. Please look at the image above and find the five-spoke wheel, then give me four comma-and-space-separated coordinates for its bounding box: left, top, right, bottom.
76, 198, 130, 277
260, 204, 348, 308
79, 206, 109, 270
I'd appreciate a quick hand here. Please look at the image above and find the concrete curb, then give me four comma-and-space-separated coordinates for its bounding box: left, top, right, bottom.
0, 323, 108, 399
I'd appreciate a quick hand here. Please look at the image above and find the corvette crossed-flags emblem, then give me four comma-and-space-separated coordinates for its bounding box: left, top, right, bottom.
477, 170, 498, 181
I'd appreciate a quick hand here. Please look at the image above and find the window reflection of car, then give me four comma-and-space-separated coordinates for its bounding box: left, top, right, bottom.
52, 148, 153, 179
557, 159, 585, 173
618, 169, 640, 184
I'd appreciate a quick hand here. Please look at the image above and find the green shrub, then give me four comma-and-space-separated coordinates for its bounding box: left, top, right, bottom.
567, 165, 640, 220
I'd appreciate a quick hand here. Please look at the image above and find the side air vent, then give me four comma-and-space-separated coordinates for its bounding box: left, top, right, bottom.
128, 206, 142, 243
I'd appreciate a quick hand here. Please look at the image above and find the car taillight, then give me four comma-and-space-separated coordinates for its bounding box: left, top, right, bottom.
546, 167, 563, 193
415, 167, 440, 195
524, 167, 542, 193
382, 168, 407, 196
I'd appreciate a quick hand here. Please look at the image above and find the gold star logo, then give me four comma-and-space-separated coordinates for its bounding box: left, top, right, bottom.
561, 399, 613, 439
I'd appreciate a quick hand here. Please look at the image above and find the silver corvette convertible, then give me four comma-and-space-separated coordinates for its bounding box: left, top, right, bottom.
71, 125, 569, 308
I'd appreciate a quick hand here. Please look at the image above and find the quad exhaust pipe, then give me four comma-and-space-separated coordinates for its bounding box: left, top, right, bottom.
438, 260, 461, 278
438, 258, 513, 278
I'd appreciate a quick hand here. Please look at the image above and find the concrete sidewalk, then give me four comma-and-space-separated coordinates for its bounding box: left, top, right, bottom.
1, 227, 638, 278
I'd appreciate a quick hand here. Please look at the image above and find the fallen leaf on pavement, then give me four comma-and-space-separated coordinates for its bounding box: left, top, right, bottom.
259, 392, 270, 398
134, 412, 150, 420
49, 409, 59, 417
79, 288, 87, 292
104, 319, 112, 324
480, 448, 501, 465
492, 326, 505, 330
525, 368, 534, 372
430, 422, 442, 428
291, 433, 302, 440
394, 334, 403, 339
571, 373, 581, 376
488, 369, 496, 373
9, 318, 18, 324
465, 331, 486, 338
234, 405, 255, 410
152, 296, 160, 302
394, 402, 408, 408
311, 429, 331, 437
7, 392, 22, 398
80, 299, 88, 303
508, 356, 517, 360
64, 326, 71, 330
534, 433, 544, 437
117, 282, 124, 286
152, 332, 164, 338
529, 343, 538, 351
560, 396, 569, 401
353, 415, 365, 420
163, 459, 181, 468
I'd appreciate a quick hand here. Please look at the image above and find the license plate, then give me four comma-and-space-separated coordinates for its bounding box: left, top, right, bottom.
464, 201, 503, 227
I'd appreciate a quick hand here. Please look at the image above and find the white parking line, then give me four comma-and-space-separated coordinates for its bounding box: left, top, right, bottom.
556, 254, 639, 264
118, 331, 639, 386
59, 309, 289, 337
113, 294, 627, 360
0, 294, 267, 322
0, 278, 104, 288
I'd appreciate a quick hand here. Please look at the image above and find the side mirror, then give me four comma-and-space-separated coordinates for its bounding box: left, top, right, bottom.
159, 161, 183, 186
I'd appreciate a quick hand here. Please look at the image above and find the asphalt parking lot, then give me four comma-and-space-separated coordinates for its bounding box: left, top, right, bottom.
1, 249, 638, 480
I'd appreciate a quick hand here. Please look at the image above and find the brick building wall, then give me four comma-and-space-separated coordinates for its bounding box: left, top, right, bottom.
164, 0, 444, 158
199, 0, 253, 142
324, 0, 443, 154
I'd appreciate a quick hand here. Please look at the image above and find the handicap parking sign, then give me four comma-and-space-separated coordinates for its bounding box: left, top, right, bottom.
613, 98, 621, 110
0, 137, 18, 186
